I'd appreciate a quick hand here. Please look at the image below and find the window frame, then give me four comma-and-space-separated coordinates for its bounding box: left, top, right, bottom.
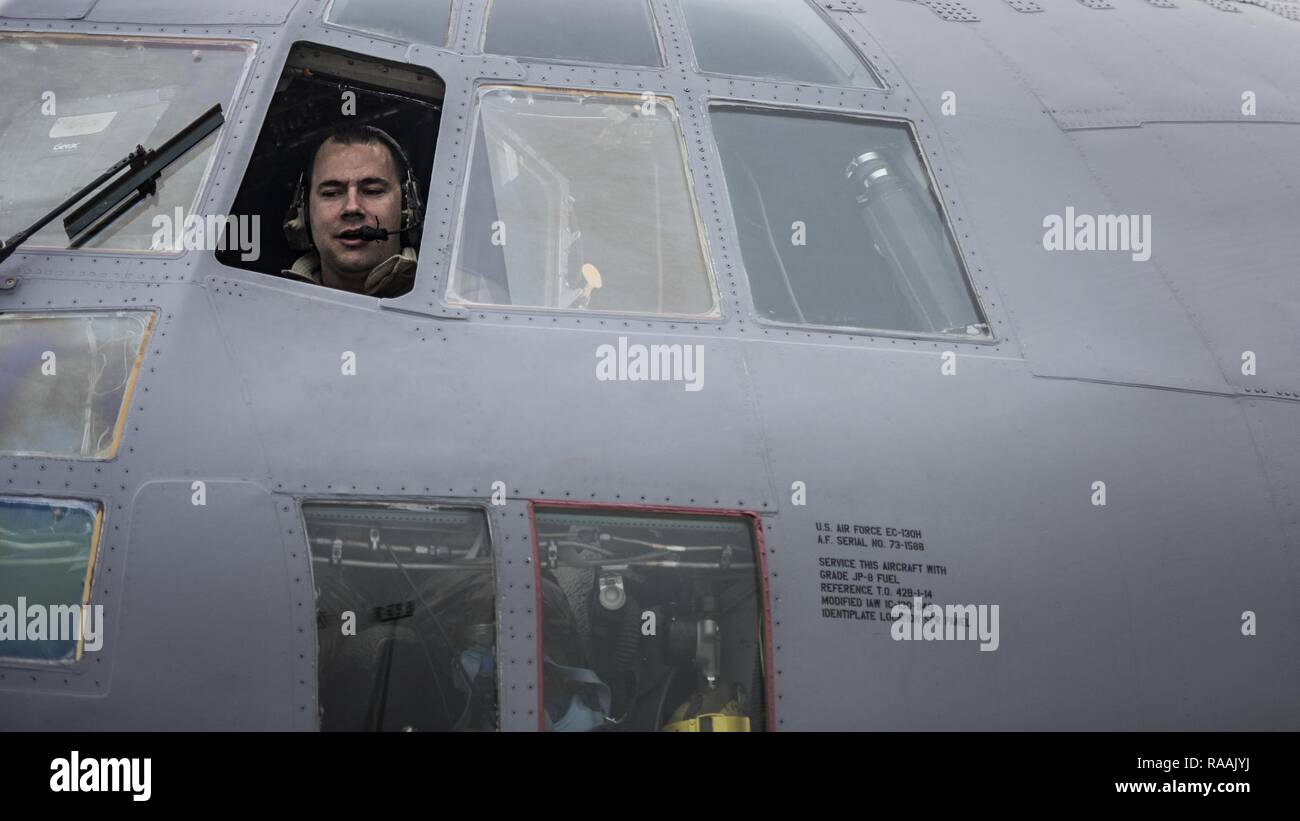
0, 31, 258, 258
0, 493, 105, 668
527, 500, 775, 733
445, 82, 724, 322
298, 497, 503, 732
708, 99, 994, 343
477, 0, 668, 70
680, 0, 887, 93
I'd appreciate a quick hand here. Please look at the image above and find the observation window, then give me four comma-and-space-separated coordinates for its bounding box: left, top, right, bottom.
304, 502, 497, 731
535, 507, 767, 732
0, 496, 102, 663
0, 311, 154, 459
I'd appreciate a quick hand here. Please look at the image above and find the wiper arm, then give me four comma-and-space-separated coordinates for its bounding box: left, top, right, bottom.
0, 104, 224, 267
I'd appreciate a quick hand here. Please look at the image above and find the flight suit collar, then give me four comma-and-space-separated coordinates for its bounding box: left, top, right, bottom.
282, 246, 418, 298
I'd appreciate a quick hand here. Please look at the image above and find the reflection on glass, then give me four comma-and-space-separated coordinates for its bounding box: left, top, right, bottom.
449, 87, 716, 316
0, 34, 252, 251
711, 107, 985, 335
681, 0, 880, 88
536, 508, 766, 732
304, 503, 498, 731
328, 0, 453, 46
484, 0, 662, 67
0, 496, 101, 663
0, 311, 154, 459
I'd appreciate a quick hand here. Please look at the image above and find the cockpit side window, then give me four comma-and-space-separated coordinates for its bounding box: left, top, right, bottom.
218, 44, 444, 298
326, 0, 455, 46
303, 503, 498, 732
681, 0, 881, 89
447, 87, 718, 317
483, 0, 664, 68
533, 507, 768, 732
710, 106, 988, 337
0, 33, 252, 253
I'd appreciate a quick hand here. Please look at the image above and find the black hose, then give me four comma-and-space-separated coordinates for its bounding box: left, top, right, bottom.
608, 595, 640, 719
750, 648, 766, 731
654, 666, 678, 732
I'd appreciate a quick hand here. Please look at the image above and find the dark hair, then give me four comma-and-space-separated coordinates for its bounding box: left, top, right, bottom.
305, 122, 407, 192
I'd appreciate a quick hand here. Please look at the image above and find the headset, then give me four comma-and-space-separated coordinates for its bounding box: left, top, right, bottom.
282, 125, 424, 252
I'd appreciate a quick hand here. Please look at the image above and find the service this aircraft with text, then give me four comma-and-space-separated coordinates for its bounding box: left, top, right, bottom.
0, 0, 1296, 731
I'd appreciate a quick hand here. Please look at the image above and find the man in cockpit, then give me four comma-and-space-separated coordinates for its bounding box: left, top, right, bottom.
281, 123, 421, 297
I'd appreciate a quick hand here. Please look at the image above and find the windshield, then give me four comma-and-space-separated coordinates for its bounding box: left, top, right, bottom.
448, 86, 717, 317
681, 0, 880, 88
0, 33, 252, 252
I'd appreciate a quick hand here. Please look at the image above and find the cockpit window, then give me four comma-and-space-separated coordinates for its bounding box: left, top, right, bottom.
483, 0, 663, 68
303, 503, 497, 732
448, 87, 717, 317
0, 311, 155, 459
0, 34, 252, 252
681, 0, 880, 89
534, 508, 767, 732
710, 106, 987, 337
326, 0, 454, 46
0, 496, 102, 664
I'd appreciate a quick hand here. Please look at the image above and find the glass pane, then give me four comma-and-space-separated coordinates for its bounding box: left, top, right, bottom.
682, 0, 879, 88
0, 34, 252, 251
484, 0, 662, 67
536, 509, 766, 732
327, 0, 453, 46
0, 311, 154, 459
304, 503, 498, 731
711, 107, 985, 335
449, 87, 716, 316
0, 496, 101, 663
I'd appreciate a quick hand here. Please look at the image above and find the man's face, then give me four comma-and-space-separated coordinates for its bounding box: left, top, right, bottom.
308, 139, 402, 286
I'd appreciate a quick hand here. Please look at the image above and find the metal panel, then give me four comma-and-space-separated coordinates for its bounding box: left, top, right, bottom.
0, 0, 97, 19
110, 481, 307, 729
1235, 0, 1300, 20
964, 1, 1300, 129
1066, 123, 1300, 399
913, 0, 981, 22
205, 274, 777, 510
86, 0, 297, 25
747, 342, 1294, 729
818, 0, 864, 11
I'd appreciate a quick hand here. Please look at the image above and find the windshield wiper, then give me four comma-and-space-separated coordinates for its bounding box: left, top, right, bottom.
0, 104, 224, 267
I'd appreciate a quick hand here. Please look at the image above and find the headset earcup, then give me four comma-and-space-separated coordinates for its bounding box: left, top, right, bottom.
402, 175, 423, 249
282, 172, 314, 251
